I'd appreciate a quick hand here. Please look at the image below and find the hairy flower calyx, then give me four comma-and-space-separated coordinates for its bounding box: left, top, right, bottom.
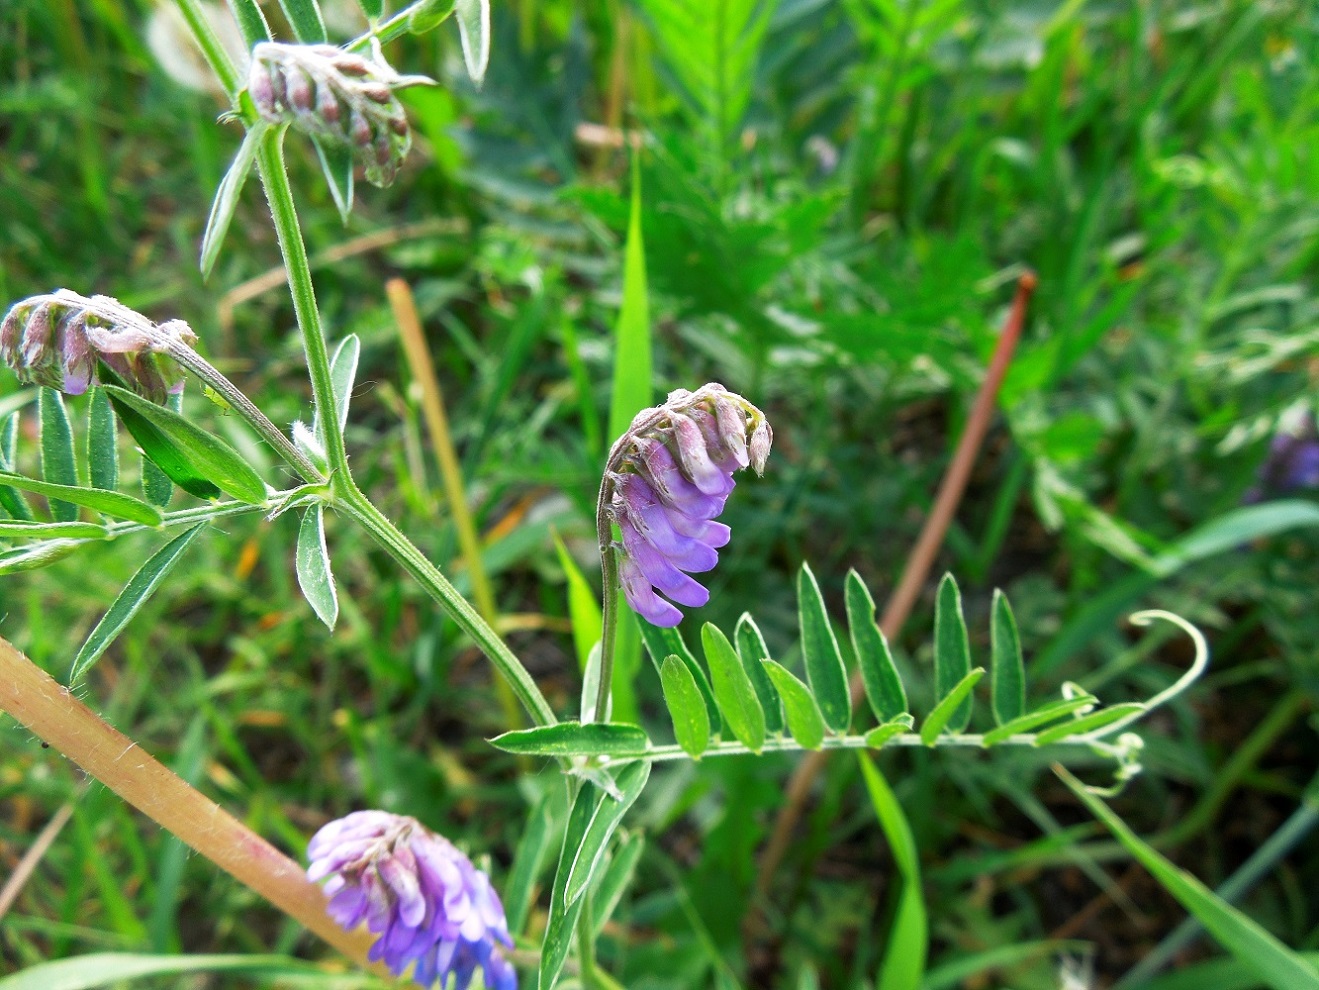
248, 42, 434, 187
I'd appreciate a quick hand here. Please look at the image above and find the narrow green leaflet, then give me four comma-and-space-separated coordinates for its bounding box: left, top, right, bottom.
798, 562, 851, 732
312, 137, 354, 223
761, 659, 825, 750
407, 0, 457, 35
920, 668, 984, 746
1059, 766, 1319, 990
593, 830, 645, 936
40, 388, 78, 522
540, 764, 650, 989
0, 520, 107, 540
454, 0, 491, 87
734, 612, 783, 733
0, 540, 81, 575
640, 620, 720, 728
503, 794, 553, 936
295, 504, 338, 629
226, 0, 273, 48
329, 333, 361, 432
864, 714, 915, 749
200, 124, 264, 278
563, 761, 650, 906
356, 0, 383, 20
0, 953, 325, 990
933, 574, 973, 732
141, 454, 175, 506
845, 569, 907, 721
858, 754, 927, 990
660, 654, 710, 758
1033, 703, 1146, 746
278, 0, 327, 42
990, 589, 1025, 725
69, 524, 207, 685
87, 389, 118, 491
702, 623, 766, 753
489, 722, 651, 759
0, 472, 162, 527
105, 386, 268, 505
0, 412, 34, 520
553, 530, 602, 672
980, 695, 1098, 747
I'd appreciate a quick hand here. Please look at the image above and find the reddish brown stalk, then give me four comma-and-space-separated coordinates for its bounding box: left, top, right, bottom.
751, 272, 1037, 906
0, 636, 387, 974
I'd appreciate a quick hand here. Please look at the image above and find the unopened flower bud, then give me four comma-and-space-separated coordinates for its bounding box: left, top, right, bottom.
307, 811, 516, 990
1, 290, 195, 403
599, 383, 772, 627
247, 42, 433, 188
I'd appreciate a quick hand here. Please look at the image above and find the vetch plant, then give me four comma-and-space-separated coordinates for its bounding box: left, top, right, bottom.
6, 2, 1295, 989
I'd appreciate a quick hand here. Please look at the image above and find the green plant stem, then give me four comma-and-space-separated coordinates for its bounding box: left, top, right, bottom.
172, 0, 240, 96
254, 130, 350, 489
576, 889, 600, 989
338, 485, 557, 728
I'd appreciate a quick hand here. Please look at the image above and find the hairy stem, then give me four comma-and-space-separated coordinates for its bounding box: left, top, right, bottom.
338, 485, 557, 728
0, 635, 384, 972
254, 130, 350, 488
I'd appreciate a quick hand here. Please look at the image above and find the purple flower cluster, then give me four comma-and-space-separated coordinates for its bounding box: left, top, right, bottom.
1244, 419, 1319, 504
1, 290, 193, 404
248, 42, 432, 187
601, 384, 771, 627
307, 811, 516, 990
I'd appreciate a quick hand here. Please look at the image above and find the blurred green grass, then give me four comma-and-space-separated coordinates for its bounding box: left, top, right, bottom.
2, 0, 1318, 987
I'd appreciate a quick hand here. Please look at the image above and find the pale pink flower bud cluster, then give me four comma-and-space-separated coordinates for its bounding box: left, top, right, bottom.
0, 290, 195, 404
600, 383, 771, 626
247, 42, 433, 187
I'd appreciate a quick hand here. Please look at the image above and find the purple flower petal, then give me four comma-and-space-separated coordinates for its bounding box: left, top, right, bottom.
672, 414, 736, 496
615, 475, 719, 572
631, 439, 729, 519
619, 554, 683, 626
620, 522, 710, 608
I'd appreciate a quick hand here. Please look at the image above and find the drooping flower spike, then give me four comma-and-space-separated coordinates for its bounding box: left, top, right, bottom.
307, 811, 517, 990
0, 290, 196, 403
599, 384, 771, 627
248, 42, 434, 187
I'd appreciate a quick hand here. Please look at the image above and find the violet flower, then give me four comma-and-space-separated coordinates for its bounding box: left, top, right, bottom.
0, 290, 194, 403
599, 384, 771, 627
307, 811, 516, 990
1243, 417, 1319, 504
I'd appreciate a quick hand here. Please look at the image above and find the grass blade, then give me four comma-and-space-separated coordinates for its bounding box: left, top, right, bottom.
105, 386, 267, 505
503, 793, 553, 936
0, 953, 320, 990
295, 504, 338, 630
702, 622, 765, 753
40, 388, 79, 522
1057, 766, 1319, 990
798, 562, 852, 733
0, 472, 162, 527
760, 659, 825, 750
592, 830, 644, 936
86, 388, 117, 491
226, 0, 273, 47
846, 569, 908, 721
858, 754, 927, 990
990, 589, 1025, 725
933, 573, 973, 732
69, 523, 207, 685
553, 530, 602, 672
660, 654, 711, 759
0, 520, 107, 539
920, 668, 984, 746
734, 612, 783, 734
